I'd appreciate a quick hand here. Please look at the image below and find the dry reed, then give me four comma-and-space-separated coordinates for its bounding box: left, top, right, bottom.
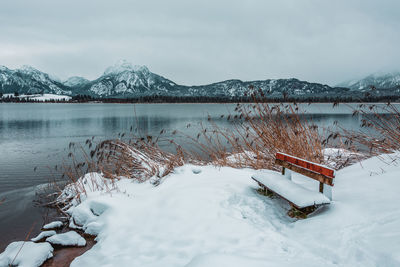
53, 90, 366, 208
183, 91, 326, 170
342, 103, 400, 157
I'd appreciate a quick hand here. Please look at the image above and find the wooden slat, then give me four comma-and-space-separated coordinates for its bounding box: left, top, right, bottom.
276, 152, 335, 178
275, 159, 334, 186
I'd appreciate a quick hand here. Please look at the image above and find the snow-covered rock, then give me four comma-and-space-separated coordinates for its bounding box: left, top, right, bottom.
0, 241, 53, 267
83, 221, 104, 236
46, 231, 86, 247
42, 221, 63, 230
31, 231, 57, 242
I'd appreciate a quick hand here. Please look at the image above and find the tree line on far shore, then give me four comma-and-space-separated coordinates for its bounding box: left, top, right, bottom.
0, 92, 399, 103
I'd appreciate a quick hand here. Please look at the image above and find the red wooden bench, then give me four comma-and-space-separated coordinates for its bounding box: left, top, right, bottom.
252, 152, 335, 210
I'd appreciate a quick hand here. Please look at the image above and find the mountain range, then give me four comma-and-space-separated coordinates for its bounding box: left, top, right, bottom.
1, 60, 400, 100
338, 72, 400, 91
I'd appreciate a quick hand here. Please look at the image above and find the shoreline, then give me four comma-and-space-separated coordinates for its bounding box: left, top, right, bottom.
41, 235, 96, 267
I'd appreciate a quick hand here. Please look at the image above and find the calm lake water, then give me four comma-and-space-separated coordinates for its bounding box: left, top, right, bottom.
0, 102, 390, 250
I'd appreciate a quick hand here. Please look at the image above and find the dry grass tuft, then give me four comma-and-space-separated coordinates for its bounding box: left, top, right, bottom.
52, 138, 195, 208
343, 103, 400, 155
186, 92, 326, 170
93, 139, 188, 180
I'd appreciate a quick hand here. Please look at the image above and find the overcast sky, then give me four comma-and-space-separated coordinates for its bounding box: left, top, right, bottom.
0, 0, 399, 86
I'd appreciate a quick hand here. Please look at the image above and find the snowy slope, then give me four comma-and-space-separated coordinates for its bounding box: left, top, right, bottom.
0, 65, 71, 95
185, 78, 347, 98
63, 76, 90, 88
61, 153, 400, 267
339, 72, 400, 91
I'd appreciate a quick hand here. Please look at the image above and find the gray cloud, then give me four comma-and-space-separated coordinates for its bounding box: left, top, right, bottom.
0, 0, 399, 85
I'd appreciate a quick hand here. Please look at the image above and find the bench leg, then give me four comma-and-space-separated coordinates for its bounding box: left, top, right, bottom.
259, 186, 274, 197
317, 183, 333, 200
322, 184, 333, 200
288, 205, 308, 219
288, 205, 318, 219
261, 186, 267, 193
282, 167, 292, 180
266, 188, 273, 196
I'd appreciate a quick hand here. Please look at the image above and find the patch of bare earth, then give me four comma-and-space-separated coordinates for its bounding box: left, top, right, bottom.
42, 235, 95, 267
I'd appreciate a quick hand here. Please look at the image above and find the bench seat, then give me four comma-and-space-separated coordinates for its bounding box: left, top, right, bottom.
252, 171, 331, 209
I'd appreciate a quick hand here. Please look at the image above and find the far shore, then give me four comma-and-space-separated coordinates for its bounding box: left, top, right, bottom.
1, 100, 400, 105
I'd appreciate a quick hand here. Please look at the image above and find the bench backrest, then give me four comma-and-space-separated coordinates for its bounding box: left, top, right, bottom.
275, 152, 335, 186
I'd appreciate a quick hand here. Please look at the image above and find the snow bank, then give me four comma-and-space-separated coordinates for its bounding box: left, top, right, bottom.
0, 241, 53, 267
64, 154, 400, 267
46, 231, 86, 247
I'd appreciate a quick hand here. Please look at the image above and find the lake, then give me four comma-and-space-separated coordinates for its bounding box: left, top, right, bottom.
0, 102, 389, 250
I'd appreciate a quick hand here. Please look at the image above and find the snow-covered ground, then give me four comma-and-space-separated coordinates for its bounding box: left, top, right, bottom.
61, 153, 400, 267
1, 93, 71, 101
1, 153, 399, 267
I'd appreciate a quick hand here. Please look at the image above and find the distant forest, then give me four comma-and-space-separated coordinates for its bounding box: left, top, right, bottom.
1, 93, 399, 104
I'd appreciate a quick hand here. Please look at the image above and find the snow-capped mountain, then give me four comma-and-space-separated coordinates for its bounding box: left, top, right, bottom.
0, 65, 71, 95
184, 78, 347, 98
339, 72, 400, 91
2, 61, 398, 100
72, 60, 346, 98
80, 60, 180, 97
